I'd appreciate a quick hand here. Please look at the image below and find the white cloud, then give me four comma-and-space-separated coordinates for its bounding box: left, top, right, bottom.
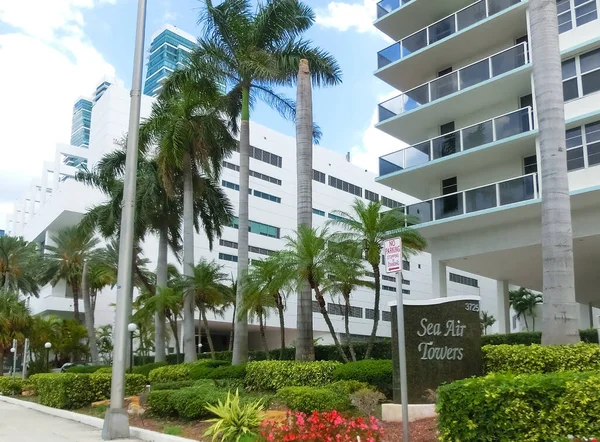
0, 0, 117, 228
315, 0, 386, 35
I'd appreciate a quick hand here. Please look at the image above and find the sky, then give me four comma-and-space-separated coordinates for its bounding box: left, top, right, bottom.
0, 0, 407, 229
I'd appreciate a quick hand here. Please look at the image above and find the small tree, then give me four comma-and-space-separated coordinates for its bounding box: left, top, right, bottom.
479, 311, 496, 335
509, 287, 543, 331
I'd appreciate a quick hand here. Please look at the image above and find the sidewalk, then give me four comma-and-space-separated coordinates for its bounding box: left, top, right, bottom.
0, 400, 140, 442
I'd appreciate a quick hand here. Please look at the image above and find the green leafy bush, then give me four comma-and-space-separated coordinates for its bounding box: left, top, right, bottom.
65, 365, 106, 374
148, 389, 178, 417
328, 380, 373, 395
437, 371, 600, 442
204, 390, 265, 442
245, 361, 341, 391
207, 364, 247, 379
171, 386, 230, 419
580, 329, 600, 344
151, 380, 196, 391
483, 343, 600, 374
481, 331, 599, 346
0, 377, 23, 395
95, 367, 113, 374
350, 388, 386, 417
188, 360, 229, 380
333, 359, 393, 397
276, 386, 351, 413
133, 362, 167, 378
148, 363, 190, 383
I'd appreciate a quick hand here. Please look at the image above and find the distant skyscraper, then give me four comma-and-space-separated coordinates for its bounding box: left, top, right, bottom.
94, 80, 112, 103
70, 97, 93, 148
143, 25, 196, 97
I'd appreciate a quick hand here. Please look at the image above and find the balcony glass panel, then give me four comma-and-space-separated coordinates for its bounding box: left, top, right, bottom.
498, 174, 535, 205
457, 1, 487, 30
407, 201, 433, 223
434, 194, 464, 219
494, 107, 531, 140
462, 121, 494, 150
432, 133, 459, 159
376, 0, 399, 18
378, 44, 401, 69
429, 16, 456, 44
403, 84, 430, 111
379, 151, 405, 176
430, 72, 459, 100
405, 141, 431, 167
465, 184, 496, 213
491, 43, 527, 77
460, 59, 490, 89
488, 0, 520, 15
402, 29, 427, 57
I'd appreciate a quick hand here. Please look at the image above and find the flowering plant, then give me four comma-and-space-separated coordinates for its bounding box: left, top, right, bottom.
260, 410, 384, 441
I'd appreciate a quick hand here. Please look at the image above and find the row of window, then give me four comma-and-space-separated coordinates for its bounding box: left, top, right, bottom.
221, 180, 282, 204
218, 253, 238, 263
366, 309, 392, 322
381, 285, 411, 294
313, 169, 326, 183
381, 196, 403, 209
557, 0, 598, 34
562, 47, 600, 101
365, 190, 379, 202
327, 213, 351, 223
222, 161, 282, 186
219, 239, 275, 256
312, 208, 325, 216
231, 145, 283, 168
328, 175, 362, 197
228, 216, 281, 239
311, 303, 396, 321
449, 273, 479, 288
566, 120, 600, 171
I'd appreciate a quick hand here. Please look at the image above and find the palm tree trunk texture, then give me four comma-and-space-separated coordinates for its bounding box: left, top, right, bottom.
276, 293, 286, 360
530, 0, 579, 345
154, 229, 168, 363
259, 312, 270, 359
0, 350, 4, 377
344, 294, 357, 362
296, 60, 315, 362
81, 261, 100, 365
229, 304, 236, 351
314, 285, 348, 363
200, 306, 216, 359
182, 151, 197, 362
71, 281, 81, 324
232, 86, 251, 365
365, 263, 381, 359
168, 316, 180, 364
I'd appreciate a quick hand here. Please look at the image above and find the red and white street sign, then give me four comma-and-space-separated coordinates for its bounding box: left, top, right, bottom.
384, 237, 403, 274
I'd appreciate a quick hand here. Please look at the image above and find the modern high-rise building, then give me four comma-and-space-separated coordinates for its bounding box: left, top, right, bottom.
143, 25, 196, 97
374, 0, 600, 331
70, 98, 93, 148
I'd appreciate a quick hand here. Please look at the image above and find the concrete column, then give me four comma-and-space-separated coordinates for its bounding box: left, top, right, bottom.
496, 280, 510, 333
432, 258, 447, 298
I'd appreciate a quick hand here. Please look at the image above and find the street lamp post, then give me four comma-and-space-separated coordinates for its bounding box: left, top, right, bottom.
198, 343, 203, 355
45, 342, 52, 372
10, 347, 16, 378
128, 323, 138, 374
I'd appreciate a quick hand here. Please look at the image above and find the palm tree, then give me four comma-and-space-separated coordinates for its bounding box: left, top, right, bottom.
530, 0, 579, 345
0, 236, 41, 296
223, 276, 237, 351
245, 256, 291, 359
323, 244, 374, 361
479, 311, 496, 335
283, 225, 349, 362
179, 0, 342, 365
96, 325, 113, 364
0, 290, 30, 376
330, 199, 426, 358
56, 319, 89, 363
240, 279, 276, 358
509, 288, 543, 332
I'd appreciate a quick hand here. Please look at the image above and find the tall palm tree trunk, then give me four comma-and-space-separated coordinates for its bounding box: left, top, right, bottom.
296, 60, 315, 362
233, 85, 251, 365
71, 282, 81, 324
523, 314, 529, 331
530, 0, 579, 345
259, 312, 270, 359
313, 284, 348, 363
343, 293, 357, 362
365, 263, 381, 359
182, 152, 197, 362
0, 349, 5, 377
168, 316, 181, 364
154, 229, 168, 363
276, 293, 286, 360
229, 304, 236, 351
199, 306, 216, 359
81, 261, 99, 365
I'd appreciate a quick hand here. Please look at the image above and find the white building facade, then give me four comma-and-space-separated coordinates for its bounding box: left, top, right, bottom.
374, 0, 600, 332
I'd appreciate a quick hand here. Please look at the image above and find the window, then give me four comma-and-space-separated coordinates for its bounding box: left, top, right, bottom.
403, 260, 410, 271
512, 314, 518, 330
557, 0, 597, 34
253, 190, 281, 203
222, 161, 240, 172
566, 120, 600, 170
328, 304, 344, 316
382, 275, 396, 282
228, 217, 281, 238
365, 271, 375, 278
312, 301, 321, 313
312, 208, 325, 216
382, 311, 392, 322
402, 289, 411, 295
328, 213, 351, 223
449, 272, 479, 288
402, 279, 410, 285
440, 121, 455, 134
219, 239, 238, 249
442, 177, 457, 195
243, 145, 282, 167
222, 180, 240, 191
381, 196, 403, 209
218, 253, 238, 262
313, 169, 326, 183
562, 48, 600, 101
365, 190, 379, 202
349, 306, 363, 318
219, 239, 274, 256
438, 67, 453, 77
365, 308, 376, 320
250, 170, 282, 185
382, 285, 396, 292
566, 126, 585, 170
328, 175, 362, 197
523, 155, 538, 175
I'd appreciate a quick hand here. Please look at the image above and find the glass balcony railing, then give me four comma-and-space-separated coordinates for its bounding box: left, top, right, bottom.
403, 173, 538, 225
378, 42, 529, 122
378, 107, 534, 176
377, 0, 523, 68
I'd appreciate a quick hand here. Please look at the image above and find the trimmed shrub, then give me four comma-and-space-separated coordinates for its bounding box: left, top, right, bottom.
333, 359, 393, 397
580, 329, 600, 344
148, 389, 178, 417
483, 343, 600, 374
437, 371, 600, 442
276, 386, 351, 413
171, 386, 229, 419
0, 377, 23, 395
207, 364, 247, 379
481, 331, 599, 346
188, 360, 229, 380
148, 363, 190, 384
245, 361, 341, 391
65, 365, 106, 374
151, 380, 196, 391
328, 380, 373, 395
95, 367, 113, 374
133, 362, 167, 378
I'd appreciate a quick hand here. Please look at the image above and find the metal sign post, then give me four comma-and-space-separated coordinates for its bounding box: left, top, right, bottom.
22, 338, 29, 380
11, 339, 18, 378
384, 237, 409, 441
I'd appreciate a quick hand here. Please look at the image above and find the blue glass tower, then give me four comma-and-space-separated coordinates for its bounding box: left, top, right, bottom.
143, 26, 196, 97
70, 98, 93, 148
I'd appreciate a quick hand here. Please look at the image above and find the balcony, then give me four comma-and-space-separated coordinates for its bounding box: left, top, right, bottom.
376, 42, 532, 144
404, 173, 538, 226
375, 0, 528, 91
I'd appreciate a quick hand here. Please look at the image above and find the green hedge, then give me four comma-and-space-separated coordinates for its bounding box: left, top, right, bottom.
35, 373, 147, 409
245, 361, 341, 391
188, 360, 228, 379
206, 364, 247, 379
276, 386, 352, 413
0, 377, 23, 395
64, 365, 106, 374
151, 380, 196, 391
483, 343, 600, 374
481, 330, 599, 346
147, 389, 177, 416
437, 371, 600, 441
333, 359, 393, 397
133, 362, 167, 378
148, 360, 229, 383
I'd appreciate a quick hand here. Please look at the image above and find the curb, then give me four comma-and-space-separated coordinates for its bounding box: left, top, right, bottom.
0, 395, 195, 442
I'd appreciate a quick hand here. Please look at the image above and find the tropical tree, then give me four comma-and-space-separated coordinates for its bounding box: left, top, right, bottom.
329, 199, 427, 358
177, 0, 342, 365
56, 319, 89, 363
530, 0, 579, 345
0, 236, 41, 296
509, 287, 543, 331
0, 290, 30, 376
240, 278, 276, 358
282, 226, 349, 362
323, 244, 374, 361
96, 325, 113, 364
479, 311, 496, 335
223, 276, 237, 352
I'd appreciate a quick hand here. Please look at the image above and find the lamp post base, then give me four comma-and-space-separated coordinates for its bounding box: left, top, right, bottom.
102, 408, 130, 440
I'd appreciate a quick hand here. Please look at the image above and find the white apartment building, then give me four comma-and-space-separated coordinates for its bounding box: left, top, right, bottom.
374, 0, 600, 332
